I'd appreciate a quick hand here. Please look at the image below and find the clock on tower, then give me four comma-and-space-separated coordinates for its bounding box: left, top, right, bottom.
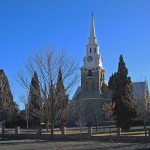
87, 56, 93, 62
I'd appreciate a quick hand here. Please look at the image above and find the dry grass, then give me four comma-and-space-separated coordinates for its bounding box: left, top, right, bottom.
121, 131, 148, 136
93, 133, 117, 136
93, 131, 148, 137
42, 130, 87, 135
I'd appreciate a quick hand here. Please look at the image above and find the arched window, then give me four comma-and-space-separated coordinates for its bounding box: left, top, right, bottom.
103, 74, 105, 79
94, 48, 97, 53
88, 70, 92, 76
90, 48, 92, 53
101, 72, 104, 80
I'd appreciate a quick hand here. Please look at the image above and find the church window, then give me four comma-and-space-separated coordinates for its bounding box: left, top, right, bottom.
90, 48, 92, 53
103, 74, 105, 79
88, 70, 92, 76
86, 82, 88, 91
94, 48, 97, 53
101, 72, 104, 80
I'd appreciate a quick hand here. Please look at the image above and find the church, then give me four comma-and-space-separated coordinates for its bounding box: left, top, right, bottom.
72, 15, 149, 126
72, 15, 112, 125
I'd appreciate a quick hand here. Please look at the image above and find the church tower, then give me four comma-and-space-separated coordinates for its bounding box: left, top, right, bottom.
80, 15, 105, 100
72, 15, 111, 125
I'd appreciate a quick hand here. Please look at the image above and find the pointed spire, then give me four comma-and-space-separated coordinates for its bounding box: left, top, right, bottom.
88, 13, 97, 44
90, 13, 96, 38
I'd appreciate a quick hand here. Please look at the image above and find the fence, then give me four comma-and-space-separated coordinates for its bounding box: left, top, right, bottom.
1, 126, 150, 141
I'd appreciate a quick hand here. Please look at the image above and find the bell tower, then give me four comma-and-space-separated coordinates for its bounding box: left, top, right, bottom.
80, 15, 105, 100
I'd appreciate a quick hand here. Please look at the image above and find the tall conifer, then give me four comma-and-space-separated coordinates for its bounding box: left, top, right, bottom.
28, 71, 41, 127
108, 55, 137, 130
56, 68, 68, 109
56, 68, 68, 128
0, 69, 18, 122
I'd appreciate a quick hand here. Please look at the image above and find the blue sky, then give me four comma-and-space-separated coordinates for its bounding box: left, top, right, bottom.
0, 0, 150, 106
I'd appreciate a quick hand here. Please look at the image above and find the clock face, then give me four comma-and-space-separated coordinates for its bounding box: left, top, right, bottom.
87, 56, 93, 62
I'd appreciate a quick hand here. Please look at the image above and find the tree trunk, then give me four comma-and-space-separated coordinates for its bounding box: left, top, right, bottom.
94, 113, 98, 131
51, 123, 54, 138
79, 126, 83, 141
59, 121, 66, 135
26, 119, 29, 133
61, 125, 66, 136
2, 124, 5, 138
46, 124, 49, 132
143, 121, 147, 137
109, 122, 112, 142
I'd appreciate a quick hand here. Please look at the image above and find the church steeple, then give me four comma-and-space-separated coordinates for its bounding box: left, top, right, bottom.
88, 14, 97, 44
83, 14, 103, 69
80, 14, 105, 105
86, 14, 100, 56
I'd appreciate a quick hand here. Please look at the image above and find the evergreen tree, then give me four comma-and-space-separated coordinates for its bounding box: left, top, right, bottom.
56, 68, 68, 128
0, 69, 18, 123
108, 55, 137, 130
56, 68, 68, 109
28, 71, 41, 127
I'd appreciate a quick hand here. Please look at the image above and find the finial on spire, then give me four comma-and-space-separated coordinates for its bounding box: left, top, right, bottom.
91, 11, 94, 17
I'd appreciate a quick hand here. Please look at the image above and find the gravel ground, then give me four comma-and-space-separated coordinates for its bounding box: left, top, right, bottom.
0, 138, 150, 150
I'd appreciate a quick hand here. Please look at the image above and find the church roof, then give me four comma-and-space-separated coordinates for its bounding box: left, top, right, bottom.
72, 81, 149, 101
132, 81, 148, 101
0, 69, 4, 73
72, 86, 81, 101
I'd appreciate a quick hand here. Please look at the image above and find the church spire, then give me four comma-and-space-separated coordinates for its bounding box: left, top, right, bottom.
84, 14, 102, 68
88, 13, 97, 44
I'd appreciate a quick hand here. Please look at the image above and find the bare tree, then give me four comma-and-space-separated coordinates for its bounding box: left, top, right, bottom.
72, 100, 86, 134
19, 94, 30, 132
133, 81, 150, 137
136, 101, 150, 136
102, 102, 114, 140
57, 101, 72, 135
17, 48, 79, 137
102, 102, 113, 123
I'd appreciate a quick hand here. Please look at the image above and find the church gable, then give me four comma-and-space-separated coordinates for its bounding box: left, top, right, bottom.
132, 81, 149, 101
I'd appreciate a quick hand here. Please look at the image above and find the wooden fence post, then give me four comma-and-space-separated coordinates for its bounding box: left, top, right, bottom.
15, 126, 20, 135
117, 128, 121, 138
36, 127, 42, 136
61, 126, 66, 135
88, 127, 93, 136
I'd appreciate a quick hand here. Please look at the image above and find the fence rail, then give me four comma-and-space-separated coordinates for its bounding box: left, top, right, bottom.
1, 125, 150, 140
